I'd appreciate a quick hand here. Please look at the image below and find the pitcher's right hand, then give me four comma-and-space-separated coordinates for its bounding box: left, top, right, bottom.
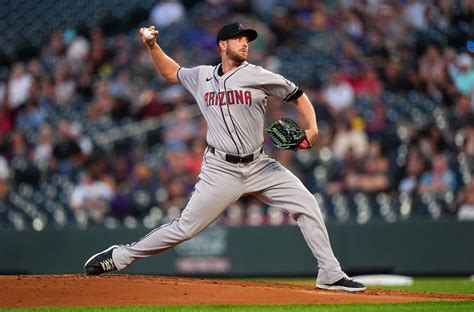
140, 26, 159, 47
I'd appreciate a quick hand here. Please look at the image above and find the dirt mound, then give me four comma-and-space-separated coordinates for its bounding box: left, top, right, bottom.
1, 275, 472, 307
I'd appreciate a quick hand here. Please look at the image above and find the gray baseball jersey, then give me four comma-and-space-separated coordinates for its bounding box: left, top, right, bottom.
177, 62, 299, 155
111, 62, 347, 285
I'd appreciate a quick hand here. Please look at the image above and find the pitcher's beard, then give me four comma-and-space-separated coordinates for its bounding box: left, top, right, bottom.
227, 50, 247, 64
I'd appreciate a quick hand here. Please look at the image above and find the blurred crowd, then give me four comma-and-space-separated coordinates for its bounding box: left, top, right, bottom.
1, 0, 474, 229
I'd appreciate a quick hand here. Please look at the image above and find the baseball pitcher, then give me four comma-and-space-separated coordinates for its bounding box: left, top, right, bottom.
84, 22, 366, 292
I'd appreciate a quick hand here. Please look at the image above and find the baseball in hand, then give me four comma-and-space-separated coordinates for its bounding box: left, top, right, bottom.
142, 28, 154, 40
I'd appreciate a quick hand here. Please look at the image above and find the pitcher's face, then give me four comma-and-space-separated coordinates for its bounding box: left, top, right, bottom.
224, 34, 249, 63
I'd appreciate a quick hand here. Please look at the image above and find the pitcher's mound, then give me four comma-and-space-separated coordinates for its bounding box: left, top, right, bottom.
1, 275, 472, 307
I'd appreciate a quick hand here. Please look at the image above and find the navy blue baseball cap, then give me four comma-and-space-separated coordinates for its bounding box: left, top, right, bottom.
216, 23, 258, 45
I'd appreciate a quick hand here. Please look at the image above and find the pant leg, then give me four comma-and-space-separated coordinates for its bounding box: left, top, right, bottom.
245, 155, 347, 284
113, 153, 244, 270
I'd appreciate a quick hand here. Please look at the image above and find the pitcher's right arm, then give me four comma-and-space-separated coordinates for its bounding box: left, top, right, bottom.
141, 26, 180, 83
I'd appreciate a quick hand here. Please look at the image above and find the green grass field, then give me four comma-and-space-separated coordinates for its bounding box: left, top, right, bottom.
2, 277, 473, 312
2, 301, 474, 312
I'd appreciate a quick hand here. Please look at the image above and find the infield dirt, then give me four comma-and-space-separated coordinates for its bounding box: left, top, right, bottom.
1, 275, 473, 308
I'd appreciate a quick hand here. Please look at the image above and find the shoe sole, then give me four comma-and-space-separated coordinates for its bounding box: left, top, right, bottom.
84, 245, 119, 273
316, 284, 367, 292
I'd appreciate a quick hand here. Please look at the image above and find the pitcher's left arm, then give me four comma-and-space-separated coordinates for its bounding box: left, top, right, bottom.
291, 93, 319, 145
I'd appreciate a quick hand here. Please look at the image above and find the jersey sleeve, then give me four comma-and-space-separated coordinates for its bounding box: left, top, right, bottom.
258, 68, 300, 101
177, 66, 201, 96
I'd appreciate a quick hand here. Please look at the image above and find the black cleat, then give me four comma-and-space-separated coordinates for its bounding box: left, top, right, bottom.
316, 277, 367, 292
84, 245, 119, 275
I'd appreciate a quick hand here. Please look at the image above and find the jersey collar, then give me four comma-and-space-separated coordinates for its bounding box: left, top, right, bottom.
214, 61, 249, 79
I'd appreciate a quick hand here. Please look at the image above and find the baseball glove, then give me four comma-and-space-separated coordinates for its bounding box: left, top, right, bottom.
266, 117, 312, 150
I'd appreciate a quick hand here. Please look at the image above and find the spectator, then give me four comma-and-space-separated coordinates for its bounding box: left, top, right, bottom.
366, 102, 386, 139
341, 9, 365, 41
399, 148, 427, 195
460, 119, 474, 156
8, 63, 32, 110
338, 40, 364, 79
184, 138, 206, 177
452, 94, 472, 128
457, 180, 474, 221
41, 30, 66, 61
111, 155, 132, 188
135, 89, 167, 119
157, 149, 187, 190
70, 171, 114, 223
0, 155, 9, 194
349, 66, 382, 98
33, 125, 54, 170
69, 121, 93, 157
345, 140, 391, 193
0, 73, 7, 104
181, 13, 219, 55
332, 114, 369, 161
163, 106, 198, 150
9, 130, 29, 161
402, 0, 428, 31
66, 33, 90, 63
75, 63, 94, 101
0, 103, 13, 134
27, 58, 43, 80
426, 125, 449, 156
87, 79, 114, 124
109, 70, 132, 99
453, 53, 474, 96
325, 147, 360, 196
444, 47, 459, 81
459, 117, 474, 177
269, 7, 297, 47
149, 0, 185, 29
51, 120, 83, 174
89, 27, 108, 69
418, 44, 447, 89
382, 61, 413, 92
124, 162, 159, 215
9, 131, 40, 186
0, 155, 9, 220
322, 70, 355, 116
15, 92, 47, 131
418, 154, 457, 195
163, 177, 187, 211
54, 63, 76, 105
39, 76, 58, 108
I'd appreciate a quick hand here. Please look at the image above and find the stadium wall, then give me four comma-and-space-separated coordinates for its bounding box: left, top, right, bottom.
1, 221, 473, 276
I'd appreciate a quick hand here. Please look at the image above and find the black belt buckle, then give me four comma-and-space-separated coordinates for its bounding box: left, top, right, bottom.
225, 153, 254, 164
225, 154, 240, 163
240, 154, 254, 163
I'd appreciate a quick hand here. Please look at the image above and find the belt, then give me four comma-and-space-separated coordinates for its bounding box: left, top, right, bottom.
208, 145, 263, 164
